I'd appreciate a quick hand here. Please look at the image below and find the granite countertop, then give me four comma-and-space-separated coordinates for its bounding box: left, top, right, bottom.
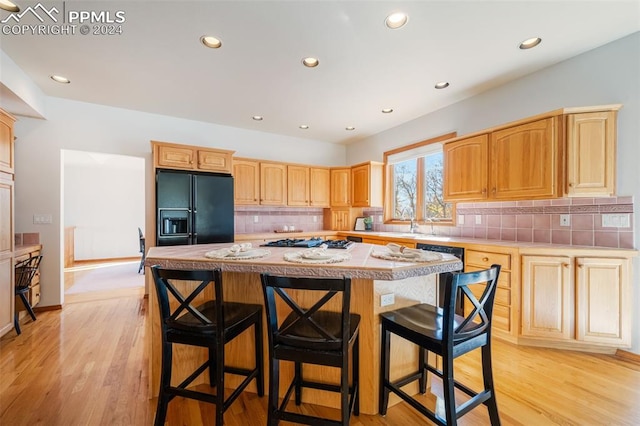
145, 241, 463, 281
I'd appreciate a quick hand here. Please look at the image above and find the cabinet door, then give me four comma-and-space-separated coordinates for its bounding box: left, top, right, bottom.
233, 160, 260, 205
260, 163, 287, 205
576, 257, 630, 346
330, 168, 351, 207
157, 145, 196, 170
490, 118, 560, 200
443, 134, 489, 201
0, 110, 15, 174
197, 149, 232, 173
566, 111, 616, 197
351, 164, 370, 207
0, 176, 13, 257
309, 167, 330, 207
333, 210, 351, 231
0, 256, 13, 336
521, 255, 573, 340
287, 165, 310, 206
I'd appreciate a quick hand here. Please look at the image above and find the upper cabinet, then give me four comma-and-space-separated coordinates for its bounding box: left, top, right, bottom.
491, 117, 561, 200
330, 168, 351, 207
0, 109, 15, 175
443, 134, 489, 200
351, 161, 383, 207
153, 141, 234, 173
309, 167, 330, 207
260, 162, 287, 206
565, 108, 618, 197
233, 159, 260, 205
444, 105, 621, 202
287, 165, 310, 206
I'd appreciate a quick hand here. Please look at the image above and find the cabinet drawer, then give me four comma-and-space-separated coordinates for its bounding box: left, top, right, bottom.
466, 284, 510, 307
466, 250, 511, 269
466, 266, 510, 289
30, 284, 41, 307
493, 305, 511, 332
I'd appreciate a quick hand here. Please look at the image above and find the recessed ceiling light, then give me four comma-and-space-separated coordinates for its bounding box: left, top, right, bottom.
302, 57, 319, 68
435, 81, 450, 89
345, 126, 355, 131
252, 115, 263, 121
299, 125, 309, 129
201, 35, 222, 49
0, 0, 19, 12
381, 108, 393, 114
385, 12, 408, 29
50, 75, 70, 84
519, 37, 542, 50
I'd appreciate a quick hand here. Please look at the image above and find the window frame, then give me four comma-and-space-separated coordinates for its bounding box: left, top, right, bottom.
383, 132, 457, 225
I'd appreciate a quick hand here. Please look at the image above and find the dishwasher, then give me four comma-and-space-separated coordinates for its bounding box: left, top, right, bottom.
416, 243, 465, 315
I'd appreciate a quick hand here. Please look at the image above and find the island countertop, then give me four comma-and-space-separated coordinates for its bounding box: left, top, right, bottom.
145, 240, 463, 281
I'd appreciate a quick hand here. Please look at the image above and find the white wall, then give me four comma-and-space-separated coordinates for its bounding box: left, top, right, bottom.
63, 150, 145, 260
347, 32, 640, 353
13, 97, 347, 307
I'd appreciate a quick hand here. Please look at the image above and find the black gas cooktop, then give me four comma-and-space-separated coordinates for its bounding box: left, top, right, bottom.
261, 238, 354, 249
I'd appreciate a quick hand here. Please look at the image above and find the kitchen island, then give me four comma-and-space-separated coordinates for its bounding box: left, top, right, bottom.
145, 241, 462, 414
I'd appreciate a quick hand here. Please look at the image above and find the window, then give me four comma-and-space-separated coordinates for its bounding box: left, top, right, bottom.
384, 132, 456, 224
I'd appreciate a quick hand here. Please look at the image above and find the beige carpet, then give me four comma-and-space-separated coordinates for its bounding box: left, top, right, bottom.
65, 261, 144, 294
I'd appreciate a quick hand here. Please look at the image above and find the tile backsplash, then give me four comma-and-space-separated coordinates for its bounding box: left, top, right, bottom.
234, 206, 325, 234
367, 196, 634, 249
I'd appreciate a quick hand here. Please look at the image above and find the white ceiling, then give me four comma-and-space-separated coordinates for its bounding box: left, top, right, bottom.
1, 1, 639, 144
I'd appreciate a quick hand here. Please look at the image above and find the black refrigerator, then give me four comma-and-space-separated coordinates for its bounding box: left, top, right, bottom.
156, 169, 234, 246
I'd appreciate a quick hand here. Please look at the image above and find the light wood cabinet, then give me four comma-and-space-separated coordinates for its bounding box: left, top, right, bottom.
490, 117, 561, 200
521, 254, 631, 349
330, 168, 351, 207
465, 248, 514, 336
443, 134, 489, 200
287, 165, 310, 206
309, 167, 330, 207
323, 207, 362, 231
521, 255, 573, 340
444, 118, 561, 201
233, 159, 260, 205
0, 109, 15, 174
351, 162, 383, 207
260, 162, 287, 206
575, 257, 630, 346
153, 141, 234, 173
566, 110, 617, 197
0, 108, 15, 337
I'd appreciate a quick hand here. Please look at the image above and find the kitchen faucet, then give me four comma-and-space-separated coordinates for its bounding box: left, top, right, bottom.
409, 218, 420, 233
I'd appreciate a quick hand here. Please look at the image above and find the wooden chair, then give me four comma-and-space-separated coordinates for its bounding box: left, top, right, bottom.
14, 255, 43, 335
379, 265, 502, 426
151, 266, 264, 425
260, 274, 360, 426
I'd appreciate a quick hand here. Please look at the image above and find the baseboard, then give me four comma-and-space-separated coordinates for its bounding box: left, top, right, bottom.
615, 349, 640, 365
33, 304, 62, 312
72, 256, 140, 265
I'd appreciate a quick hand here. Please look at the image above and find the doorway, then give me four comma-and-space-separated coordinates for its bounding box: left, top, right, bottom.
62, 150, 145, 302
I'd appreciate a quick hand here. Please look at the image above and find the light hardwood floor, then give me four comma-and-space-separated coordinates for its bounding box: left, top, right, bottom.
2, 270, 640, 425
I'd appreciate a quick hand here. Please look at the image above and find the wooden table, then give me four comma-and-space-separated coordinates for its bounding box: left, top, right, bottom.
145, 241, 462, 414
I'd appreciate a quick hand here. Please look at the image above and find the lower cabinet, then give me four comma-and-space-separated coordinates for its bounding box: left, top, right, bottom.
521, 255, 630, 348
14, 247, 42, 317
323, 208, 361, 231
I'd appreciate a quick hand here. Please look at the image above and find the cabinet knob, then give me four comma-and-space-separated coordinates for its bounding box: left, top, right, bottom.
492, 188, 496, 194
482, 257, 489, 262
563, 263, 570, 268
482, 188, 487, 194
569, 183, 574, 187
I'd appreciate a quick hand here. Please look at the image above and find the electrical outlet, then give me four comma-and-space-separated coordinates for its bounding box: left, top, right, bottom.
475, 215, 482, 225
253, 215, 259, 223
560, 214, 570, 227
33, 214, 53, 224
380, 293, 395, 307
458, 215, 465, 225
313, 215, 317, 223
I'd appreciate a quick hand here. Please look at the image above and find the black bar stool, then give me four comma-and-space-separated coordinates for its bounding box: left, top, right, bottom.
379, 265, 502, 425
260, 273, 360, 426
151, 266, 264, 425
